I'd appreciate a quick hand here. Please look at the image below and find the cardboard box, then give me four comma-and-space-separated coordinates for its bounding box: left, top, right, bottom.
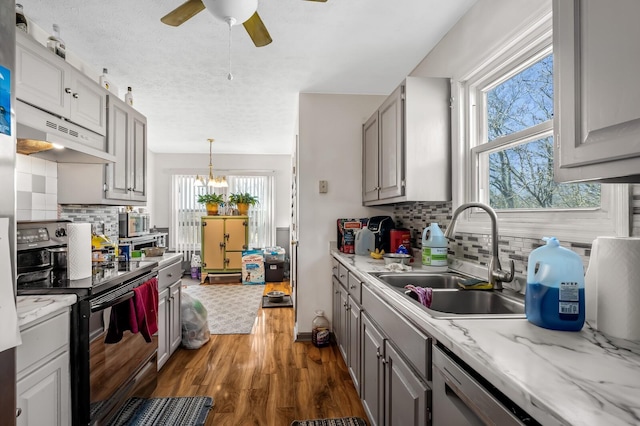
337, 218, 369, 254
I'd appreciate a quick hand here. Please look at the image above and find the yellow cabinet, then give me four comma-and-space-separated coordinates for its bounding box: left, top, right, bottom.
201, 216, 249, 277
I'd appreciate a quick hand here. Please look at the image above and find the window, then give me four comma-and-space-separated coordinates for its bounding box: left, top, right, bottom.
452, 16, 628, 243
171, 173, 275, 261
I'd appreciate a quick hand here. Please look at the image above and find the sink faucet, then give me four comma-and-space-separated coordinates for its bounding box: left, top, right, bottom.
444, 202, 514, 290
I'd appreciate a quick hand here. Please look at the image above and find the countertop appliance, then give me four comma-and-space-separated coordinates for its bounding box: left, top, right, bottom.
17, 220, 159, 426
367, 216, 395, 254
119, 212, 151, 237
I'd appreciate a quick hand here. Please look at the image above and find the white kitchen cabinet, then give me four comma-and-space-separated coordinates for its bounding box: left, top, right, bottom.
16, 310, 71, 426
553, 0, 640, 183
56, 95, 148, 205
363, 77, 451, 205
15, 30, 106, 137
157, 259, 183, 371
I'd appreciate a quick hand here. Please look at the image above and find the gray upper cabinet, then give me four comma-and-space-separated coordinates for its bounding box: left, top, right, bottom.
362, 77, 451, 205
553, 0, 640, 182
15, 31, 106, 137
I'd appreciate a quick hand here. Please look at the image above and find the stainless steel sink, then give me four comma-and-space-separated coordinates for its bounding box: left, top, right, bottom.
370, 271, 468, 289
421, 289, 525, 319
369, 271, 526, 319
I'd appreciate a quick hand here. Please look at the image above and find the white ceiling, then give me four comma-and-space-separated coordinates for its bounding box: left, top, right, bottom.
18, 0, 475, 155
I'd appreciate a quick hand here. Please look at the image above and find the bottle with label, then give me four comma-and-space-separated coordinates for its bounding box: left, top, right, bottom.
99, 68, 111, 91
421, 223, 448, 271
311, 310, 330, 348
47, 24, 66, 59
525, 237, 585, 331
16, 4, 28, 34
125, 86, 133, 106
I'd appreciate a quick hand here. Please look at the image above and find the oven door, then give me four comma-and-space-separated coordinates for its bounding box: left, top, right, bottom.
88, 286, 158, 424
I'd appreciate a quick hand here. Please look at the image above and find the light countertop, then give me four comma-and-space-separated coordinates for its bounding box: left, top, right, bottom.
144, 252, 183, 269
333, 250, 640, 426
16, 294, 77, 329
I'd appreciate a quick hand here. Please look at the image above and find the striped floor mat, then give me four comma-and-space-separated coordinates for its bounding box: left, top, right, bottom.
291, 418, 367, 426
108, 396, 213, 426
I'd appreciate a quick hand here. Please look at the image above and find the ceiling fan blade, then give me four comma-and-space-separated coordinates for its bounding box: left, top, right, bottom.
161, 0, 206, 26
243, 11, 272, 47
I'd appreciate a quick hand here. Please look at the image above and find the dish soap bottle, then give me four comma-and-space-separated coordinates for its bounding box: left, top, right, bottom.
525, 237, 585, 331
47, 24, 66, 59
311, 310, 330, 348
422, 223, 448, 271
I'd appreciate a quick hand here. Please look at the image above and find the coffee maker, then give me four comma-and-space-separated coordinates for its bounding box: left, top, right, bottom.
367, 216, 395, 253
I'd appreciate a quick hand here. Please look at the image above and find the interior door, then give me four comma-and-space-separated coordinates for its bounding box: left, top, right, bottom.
290, 136, 299, 316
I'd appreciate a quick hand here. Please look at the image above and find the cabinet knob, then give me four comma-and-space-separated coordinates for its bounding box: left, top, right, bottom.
339, 274, 345, 279
224, 233, 230, 240
64, 87, 71, 94
72, 92, 79, 99
381, 358, 388, 365
343, 302, 348, 307
167, 273, 172, 277
220, 242, 225, 248
16, 408, 22, 418
350, 285, 356, 289
376, 350, 382, 359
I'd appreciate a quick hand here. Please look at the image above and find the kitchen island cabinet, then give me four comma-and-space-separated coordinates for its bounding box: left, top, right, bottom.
553, 0, 640, 183
362, 77, 451, 205
334, 250, 640, 425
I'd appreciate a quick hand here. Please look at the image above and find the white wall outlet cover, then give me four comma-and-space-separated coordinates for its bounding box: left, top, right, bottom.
319, 180, 328, 193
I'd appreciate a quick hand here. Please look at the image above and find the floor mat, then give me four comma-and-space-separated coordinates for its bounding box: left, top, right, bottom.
291, 417, 367, 426
108, 396, 213, 426
262, 295, 293, 308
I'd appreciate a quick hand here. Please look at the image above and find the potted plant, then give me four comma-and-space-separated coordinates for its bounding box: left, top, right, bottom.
197, 193, 225, 215
228, 192, 259, 215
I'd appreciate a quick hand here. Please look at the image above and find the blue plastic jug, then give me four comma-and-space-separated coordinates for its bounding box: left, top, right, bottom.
525, 237, 585, 331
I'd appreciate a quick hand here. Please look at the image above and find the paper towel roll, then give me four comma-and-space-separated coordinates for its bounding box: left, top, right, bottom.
68, 223, 92, 280
590, 237, 640, 340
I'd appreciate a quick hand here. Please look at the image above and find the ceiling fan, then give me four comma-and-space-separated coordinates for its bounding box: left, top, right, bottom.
161, 0, 327, 47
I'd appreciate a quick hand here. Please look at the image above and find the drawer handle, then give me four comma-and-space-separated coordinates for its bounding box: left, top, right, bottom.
167, 273, 173, 277
350, 285, 356, 289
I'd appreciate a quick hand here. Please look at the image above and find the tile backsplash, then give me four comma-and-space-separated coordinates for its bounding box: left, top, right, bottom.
16, 154, 58, 221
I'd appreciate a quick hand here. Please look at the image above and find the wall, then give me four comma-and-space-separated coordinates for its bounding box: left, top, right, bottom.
149, 152, 291, 230
297, 93, 393, 335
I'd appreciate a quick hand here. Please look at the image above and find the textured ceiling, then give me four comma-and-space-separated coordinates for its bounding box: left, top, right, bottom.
18, 0, 475, 155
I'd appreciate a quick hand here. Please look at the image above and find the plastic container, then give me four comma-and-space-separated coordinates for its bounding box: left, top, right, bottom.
354, 226, 375, 256
125, 86, 133, 106
311, 310, 330, 348
265, 260, 285, 282
264, 246, 286, 262
47, 24, 66, 59
421, 223, 448, 270
525, 237, 585, 331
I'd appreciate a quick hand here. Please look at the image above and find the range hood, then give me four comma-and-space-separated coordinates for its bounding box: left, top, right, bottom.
16, 100, 115, 164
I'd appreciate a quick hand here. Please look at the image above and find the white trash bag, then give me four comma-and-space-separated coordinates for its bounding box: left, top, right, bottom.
181, 292, 210, 349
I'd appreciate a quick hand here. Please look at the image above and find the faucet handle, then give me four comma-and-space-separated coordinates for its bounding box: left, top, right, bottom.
494, 259, 515, 283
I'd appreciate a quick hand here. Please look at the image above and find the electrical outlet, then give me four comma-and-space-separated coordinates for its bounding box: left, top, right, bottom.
319, 180, 328, 193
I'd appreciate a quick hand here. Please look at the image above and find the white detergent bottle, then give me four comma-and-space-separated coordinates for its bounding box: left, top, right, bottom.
422, 223, 448, 271
354, 226, 375, 256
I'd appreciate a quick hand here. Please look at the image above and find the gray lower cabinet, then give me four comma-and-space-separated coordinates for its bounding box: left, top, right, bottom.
16, 310, 71, 426
347, 295, 361, 393
157, 260, 182, 370
361, 313, 385, 426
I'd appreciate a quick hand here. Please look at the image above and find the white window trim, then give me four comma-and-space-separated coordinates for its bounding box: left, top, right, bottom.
451, 12, 629, 244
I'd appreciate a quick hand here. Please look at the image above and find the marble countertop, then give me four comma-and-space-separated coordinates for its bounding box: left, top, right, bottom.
333, 250, 640, 426
145, 252, 183, 269
16, 294, 77, 329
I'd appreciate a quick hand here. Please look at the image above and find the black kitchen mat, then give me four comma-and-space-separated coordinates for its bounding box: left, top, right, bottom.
262, 295, 293, 308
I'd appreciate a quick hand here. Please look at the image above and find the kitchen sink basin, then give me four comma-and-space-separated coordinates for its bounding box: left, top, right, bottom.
370, 271, 468, 289
419, 289, 525, 319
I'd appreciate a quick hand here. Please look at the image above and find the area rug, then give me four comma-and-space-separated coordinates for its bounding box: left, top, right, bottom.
182, 284, 264, 334
108, 396, 213, 426
262, 295, 293, 308
291, 417, 367, 426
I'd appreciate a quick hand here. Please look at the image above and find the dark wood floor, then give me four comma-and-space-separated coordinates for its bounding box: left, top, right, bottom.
152, 281, 369, 425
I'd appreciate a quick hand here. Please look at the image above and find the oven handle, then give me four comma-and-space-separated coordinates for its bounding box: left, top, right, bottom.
90, 291, 135, 312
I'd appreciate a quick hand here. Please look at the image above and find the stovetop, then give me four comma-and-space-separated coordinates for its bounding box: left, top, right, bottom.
17, 259, 159, 299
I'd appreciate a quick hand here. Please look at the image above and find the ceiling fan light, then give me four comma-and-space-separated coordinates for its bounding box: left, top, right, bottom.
203, 0, 257, 25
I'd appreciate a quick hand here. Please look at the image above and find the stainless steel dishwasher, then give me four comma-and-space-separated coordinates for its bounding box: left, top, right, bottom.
432, 345, 539, 425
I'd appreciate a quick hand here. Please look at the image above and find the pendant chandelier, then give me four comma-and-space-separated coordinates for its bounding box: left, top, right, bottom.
195, 138, 228, 188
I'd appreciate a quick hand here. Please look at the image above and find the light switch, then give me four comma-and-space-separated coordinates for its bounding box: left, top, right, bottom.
319, 180, 328, 193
